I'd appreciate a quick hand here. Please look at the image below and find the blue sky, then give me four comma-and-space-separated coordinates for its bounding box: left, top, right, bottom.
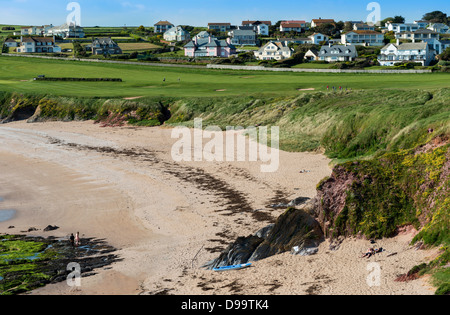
0, 0, 448, 27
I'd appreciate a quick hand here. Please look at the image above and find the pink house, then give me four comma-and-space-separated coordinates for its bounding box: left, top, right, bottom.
184, 36, 236, 57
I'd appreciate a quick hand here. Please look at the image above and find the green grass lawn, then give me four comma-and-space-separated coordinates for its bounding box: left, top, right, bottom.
0, 55, 449, 98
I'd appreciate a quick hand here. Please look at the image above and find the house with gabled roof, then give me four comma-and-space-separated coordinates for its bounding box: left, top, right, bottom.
242, 20, 271, 36
353, 23, 376, 31
17, 36, 61, 53
164, 26, 191, 42
386, 22, 423, 33
378, 41, 434, 66
90, 37, 122, 55
395, 29, 440, 41
280, 21, 307, 33
154, 21, 174, 33
304, 48, 320, 61
184, 36, 236, 57
341, 30, 384, 46
427, 23, 450, 34
311, 19, 336, 28
229, 29, 257, 46
254, 41, 294, 60
46, 23, 84, 38
4, 38, 18, 48
208, 23, 233, 33
318, 44, 358, 62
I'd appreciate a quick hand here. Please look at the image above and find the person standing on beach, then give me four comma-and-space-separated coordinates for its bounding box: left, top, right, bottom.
75, 232, 81, 247
70, 233, 75, 247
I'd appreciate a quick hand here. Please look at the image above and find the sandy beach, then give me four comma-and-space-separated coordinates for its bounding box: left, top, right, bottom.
0, 121, 438, 295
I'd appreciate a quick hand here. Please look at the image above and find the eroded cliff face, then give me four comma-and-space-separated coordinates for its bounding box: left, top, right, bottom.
313, 138, 449, 243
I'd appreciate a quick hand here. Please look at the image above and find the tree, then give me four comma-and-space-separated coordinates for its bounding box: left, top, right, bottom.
423, 11, 448, 24
439, 47, 450, 61
315, 23, 337, 36
137, 25, 146, 32
380, 17, 394, 27
392, 16, 405, 23
343, 22, 354, 32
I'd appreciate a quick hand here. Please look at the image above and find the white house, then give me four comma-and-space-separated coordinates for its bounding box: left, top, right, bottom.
427, 23, 450, 34
378, 41, 434, 66
20, 25, 53, 36
441, 40, 450, 52
254, 41, 294, 60
414, 20, 429, 29
278, 33, 329, 46
395, 29, 439, 41
17, 36, 61, 53
194, 31, 211, 40
46, 23, 85, 38
318, 44, 358, 62
4, 38, 18, 48
164, 26, 191, 42
353, 23, 376, 31
386, 22, 423, 33
229, 29, 257, 46
309, 33, 329, 45
242, 20, 271, 36
341, 30, 384, 46
423, 38, 445, 54
154, 21, 174, 33
280, 21, 306, 33
304, 48, 320, 61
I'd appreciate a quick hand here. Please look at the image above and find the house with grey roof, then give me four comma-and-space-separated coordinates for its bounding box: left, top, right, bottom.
378, 41, 434, 66
229, 29, 257, 46
90, 38, 122, 55
4, 38, 18, 48
46, 23, 84, 38
318, 44, 358, 62
163, 26, 190, 42
427, 23, 450, 34
194, 31, 211, 40
395, 29, 440, 41
184, 36, 236, 57
17, 36, 61, 53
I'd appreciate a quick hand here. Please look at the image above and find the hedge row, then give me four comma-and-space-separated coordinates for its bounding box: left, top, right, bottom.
34, 77, 122, 82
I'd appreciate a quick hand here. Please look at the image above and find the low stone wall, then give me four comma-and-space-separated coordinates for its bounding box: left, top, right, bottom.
206, 64, 433, 74
1, 53, 433, 73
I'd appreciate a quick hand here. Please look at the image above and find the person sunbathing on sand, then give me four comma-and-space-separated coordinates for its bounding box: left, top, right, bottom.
362, 247, 385, 258
362, 248, 375, 258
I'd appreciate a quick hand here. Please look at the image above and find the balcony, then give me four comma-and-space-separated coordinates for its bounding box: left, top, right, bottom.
378, 55, 426, 62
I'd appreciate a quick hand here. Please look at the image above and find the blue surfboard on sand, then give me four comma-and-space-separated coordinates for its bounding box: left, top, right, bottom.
213, 263, 252, 272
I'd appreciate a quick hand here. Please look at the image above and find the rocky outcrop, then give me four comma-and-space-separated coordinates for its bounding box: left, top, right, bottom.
204, 205, 324, 270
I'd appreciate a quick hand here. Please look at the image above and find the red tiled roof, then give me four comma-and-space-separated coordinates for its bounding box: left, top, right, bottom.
312, 19, 335, 24
154, 21, 173, 26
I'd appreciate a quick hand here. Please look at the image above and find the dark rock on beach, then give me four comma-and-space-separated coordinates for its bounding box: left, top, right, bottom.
43, 225, 59, 232
204, 204, 324, 269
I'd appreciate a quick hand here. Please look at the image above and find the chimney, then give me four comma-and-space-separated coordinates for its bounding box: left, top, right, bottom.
208, 36, 212, 43
226, 37, 231, 45
194, 36, 198, 46
396, 38, 400, 46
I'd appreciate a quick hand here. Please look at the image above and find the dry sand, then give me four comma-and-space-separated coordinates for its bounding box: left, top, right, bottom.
0, 121, 438, 295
